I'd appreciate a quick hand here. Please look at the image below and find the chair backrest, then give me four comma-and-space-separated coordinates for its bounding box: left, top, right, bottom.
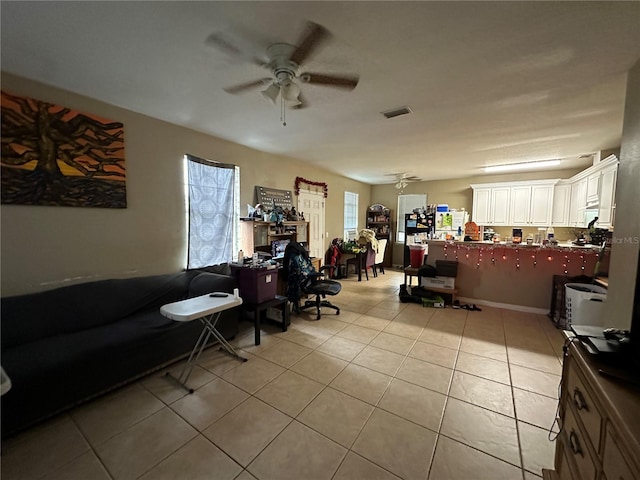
375, 238, 387, 264
283, 241, 316, 302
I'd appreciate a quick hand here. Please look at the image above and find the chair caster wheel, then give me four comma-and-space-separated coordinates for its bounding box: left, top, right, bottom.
336, 310, 340, 315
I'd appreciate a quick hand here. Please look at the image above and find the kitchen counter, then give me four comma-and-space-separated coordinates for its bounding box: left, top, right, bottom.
423, 241, 600, 311
425, 239, 600, 250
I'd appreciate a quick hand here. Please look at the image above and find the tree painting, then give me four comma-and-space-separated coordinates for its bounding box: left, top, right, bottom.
1, 91, 126, 208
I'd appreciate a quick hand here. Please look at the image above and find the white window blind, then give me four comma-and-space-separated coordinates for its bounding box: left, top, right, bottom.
344, 191, 359, 237
397, 194, 427, 242
185, 154, 239, 269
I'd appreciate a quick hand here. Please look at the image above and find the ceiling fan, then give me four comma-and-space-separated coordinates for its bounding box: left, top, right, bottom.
387, 173, 421, 189
206, 21, 360, 113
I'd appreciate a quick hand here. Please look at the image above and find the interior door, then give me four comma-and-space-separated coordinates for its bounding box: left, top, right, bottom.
297, 191, 325, 259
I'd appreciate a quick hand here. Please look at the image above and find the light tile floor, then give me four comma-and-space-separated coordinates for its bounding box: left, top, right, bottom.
1, 269, 565, 480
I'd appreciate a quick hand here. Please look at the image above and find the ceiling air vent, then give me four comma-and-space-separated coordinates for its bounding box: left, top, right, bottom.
381, 106, 412, 119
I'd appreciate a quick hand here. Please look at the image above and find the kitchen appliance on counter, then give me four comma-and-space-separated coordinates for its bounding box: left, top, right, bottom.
483, 228, 495, 241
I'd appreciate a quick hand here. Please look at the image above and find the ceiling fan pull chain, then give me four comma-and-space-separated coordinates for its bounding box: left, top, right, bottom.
281, 95, 286, 126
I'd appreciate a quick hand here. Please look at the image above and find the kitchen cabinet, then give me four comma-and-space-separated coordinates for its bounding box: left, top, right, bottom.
471, 155, 618, 228
510, 183, 554, 226
471, 185, 509, 225
598, 164, 617, 228
471, 187, 491, 225
552, 182, 571, 226
472, 181, 555, 227
569, 178, 588, 228
490, 187, 510, 225
586, 172, 601, 207
509, 186, 531, 226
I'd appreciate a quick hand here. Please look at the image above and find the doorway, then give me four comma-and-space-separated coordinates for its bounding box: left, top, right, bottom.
297, 190, 325, 259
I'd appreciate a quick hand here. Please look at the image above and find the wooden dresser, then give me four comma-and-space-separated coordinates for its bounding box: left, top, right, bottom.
544, 339, 640, 480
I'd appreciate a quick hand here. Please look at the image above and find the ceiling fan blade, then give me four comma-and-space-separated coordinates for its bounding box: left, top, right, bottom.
205, 33, 243, 56
300, 72, 359, 89
205, 33, 268, 67
290, 21, 330, 65
223, 78, 272, 94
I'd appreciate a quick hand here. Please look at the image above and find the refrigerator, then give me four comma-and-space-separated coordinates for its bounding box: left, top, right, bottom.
435, 211, 469, 237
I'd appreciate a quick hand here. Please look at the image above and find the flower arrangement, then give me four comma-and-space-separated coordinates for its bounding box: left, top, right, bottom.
340, 241, 367, 254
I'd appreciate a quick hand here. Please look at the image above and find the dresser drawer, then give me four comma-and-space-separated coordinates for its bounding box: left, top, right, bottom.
603, 424, 639, 480
567, 361, 602, 452
562, 404, 597, 480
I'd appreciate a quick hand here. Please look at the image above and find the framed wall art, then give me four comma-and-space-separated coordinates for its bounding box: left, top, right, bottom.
1, 91, 126, 208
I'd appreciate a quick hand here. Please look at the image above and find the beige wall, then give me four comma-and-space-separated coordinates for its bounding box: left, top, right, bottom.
606, 58, 640, 330
0, 73, 370, 296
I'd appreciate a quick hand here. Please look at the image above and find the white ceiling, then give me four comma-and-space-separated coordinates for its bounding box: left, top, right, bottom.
2, 1, 639, 184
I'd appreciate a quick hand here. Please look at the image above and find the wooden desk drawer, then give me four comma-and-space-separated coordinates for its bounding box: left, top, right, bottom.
603, 425, 639, 480
563, 405, 597, 480
567, 361, 602, 452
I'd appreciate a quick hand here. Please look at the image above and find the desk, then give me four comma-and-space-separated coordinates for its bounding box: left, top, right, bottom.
242, 295, 290, 346
160, 292, 245, 393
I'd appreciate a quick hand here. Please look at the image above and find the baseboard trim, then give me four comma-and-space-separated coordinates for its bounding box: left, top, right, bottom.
457, 296, 549, 315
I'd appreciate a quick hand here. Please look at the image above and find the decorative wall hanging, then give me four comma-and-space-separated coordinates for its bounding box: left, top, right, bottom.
255, 186, 293, 210
1, 91, 126, 208
294, 177, 328, 197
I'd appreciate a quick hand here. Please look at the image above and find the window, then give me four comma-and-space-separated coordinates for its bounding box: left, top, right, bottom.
185, 154, 239, 269
397, 193, 427, 242
344, 191, 359, 240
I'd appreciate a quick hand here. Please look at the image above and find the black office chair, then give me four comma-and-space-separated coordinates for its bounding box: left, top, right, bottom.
282, 241, 341, 320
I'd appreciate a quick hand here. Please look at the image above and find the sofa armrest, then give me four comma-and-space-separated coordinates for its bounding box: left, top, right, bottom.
188, 272, 237, 297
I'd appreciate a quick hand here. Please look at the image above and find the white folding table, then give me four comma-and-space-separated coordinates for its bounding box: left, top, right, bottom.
160, 291, 245, 393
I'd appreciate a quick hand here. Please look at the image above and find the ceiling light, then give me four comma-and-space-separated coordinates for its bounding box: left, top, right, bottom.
261, 83, 280, 104
281, 82, 301, 103
484, 159, 561, 173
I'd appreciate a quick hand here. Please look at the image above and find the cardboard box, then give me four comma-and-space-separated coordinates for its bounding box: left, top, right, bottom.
420, 276, 456, 290
421, 296, 445, 308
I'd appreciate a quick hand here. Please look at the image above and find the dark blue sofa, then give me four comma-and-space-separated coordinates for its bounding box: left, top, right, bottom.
1, 270, 239, 437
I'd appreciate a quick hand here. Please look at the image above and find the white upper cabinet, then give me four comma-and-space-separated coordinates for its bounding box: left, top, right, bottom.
598, 163, 618, 228
491, 187, 511, 225
551, 182, 571, 226
471, 180, 555, 227
471, 155, 619, 229
471, 185, 510, 225
569, 177, 588, 227
586, 172, 601, 207
472, 187, 491, 225
529, 184, 554, 225
509, 186, 532, 226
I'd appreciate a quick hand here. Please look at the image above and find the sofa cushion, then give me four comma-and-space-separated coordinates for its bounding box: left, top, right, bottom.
188, 272, 237, 298
1, 272, 196, 349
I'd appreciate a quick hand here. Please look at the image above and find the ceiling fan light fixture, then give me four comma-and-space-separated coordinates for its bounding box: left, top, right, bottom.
261, 83, 280, 104
281, 82, 301, 102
